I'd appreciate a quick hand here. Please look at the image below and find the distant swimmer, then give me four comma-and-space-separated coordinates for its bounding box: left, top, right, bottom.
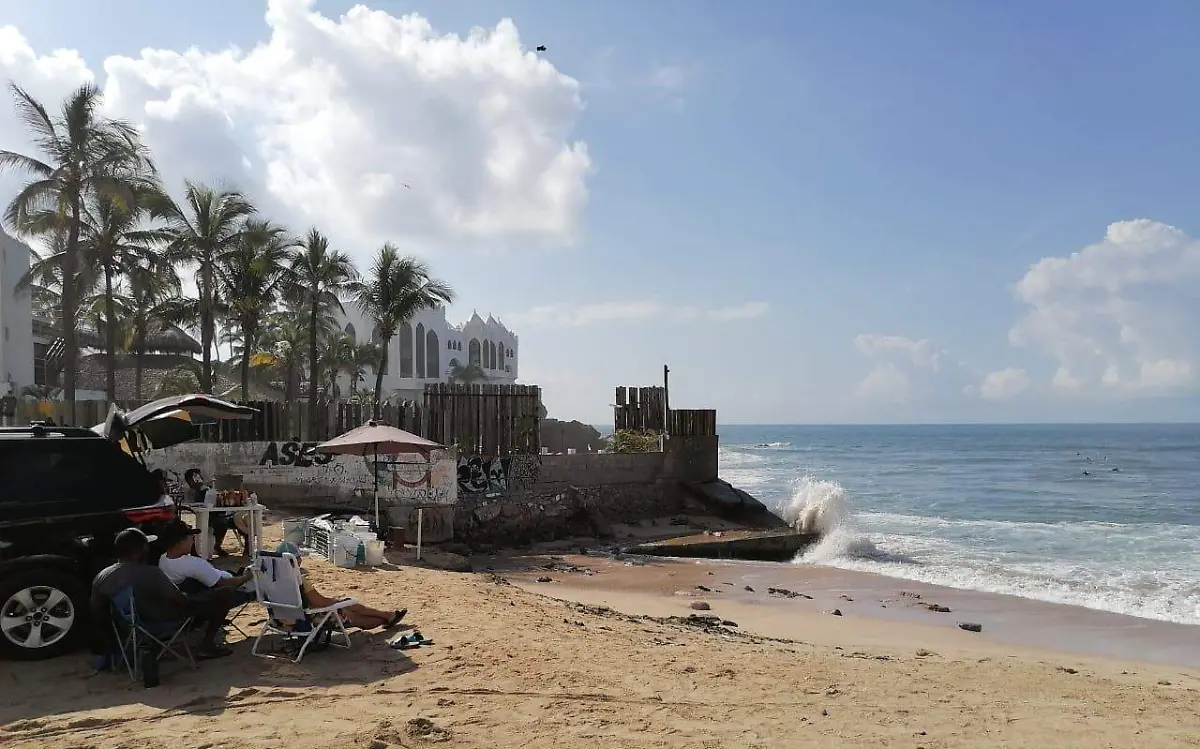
1111, 467, 1120, 472
1082, 470, 1090, 476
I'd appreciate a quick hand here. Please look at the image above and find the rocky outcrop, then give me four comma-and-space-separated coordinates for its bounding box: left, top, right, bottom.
679, 479, 789, 529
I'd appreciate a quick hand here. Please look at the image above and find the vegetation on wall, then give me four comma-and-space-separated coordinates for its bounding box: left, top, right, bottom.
611, 429, 661, 454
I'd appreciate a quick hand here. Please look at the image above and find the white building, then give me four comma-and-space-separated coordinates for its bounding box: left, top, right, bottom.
338, 303, 518, 401
0, 229, 34, 397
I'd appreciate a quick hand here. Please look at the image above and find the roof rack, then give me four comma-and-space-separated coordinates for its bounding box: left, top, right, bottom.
0, 424, 100, 439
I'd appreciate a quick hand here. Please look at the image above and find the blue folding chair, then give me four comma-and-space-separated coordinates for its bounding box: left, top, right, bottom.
109, 587, 196, 683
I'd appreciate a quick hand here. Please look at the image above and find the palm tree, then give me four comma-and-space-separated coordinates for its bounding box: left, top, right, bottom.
289, 228, 358, 435
350, 341, 381, 396
151, 181, 254, 392
259, 312, 310, 405
354, 244, 455, 416
1, 83, 153, 422
119, 253, 182, 399
78, 186, 162, 402
447, 358, 488, 385
218, 219, 295, 400
318, 330, 357, 400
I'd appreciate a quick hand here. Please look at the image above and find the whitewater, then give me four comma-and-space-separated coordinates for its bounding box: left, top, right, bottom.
718, 424, 1200, 625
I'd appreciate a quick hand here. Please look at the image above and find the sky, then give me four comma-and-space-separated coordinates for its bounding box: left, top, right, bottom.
2, 0, 1200, 425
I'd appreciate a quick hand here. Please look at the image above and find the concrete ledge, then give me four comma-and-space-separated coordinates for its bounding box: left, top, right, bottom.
627, 529, 820, 562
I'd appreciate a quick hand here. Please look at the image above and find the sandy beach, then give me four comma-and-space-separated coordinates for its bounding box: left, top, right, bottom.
1, 532, 1198, 748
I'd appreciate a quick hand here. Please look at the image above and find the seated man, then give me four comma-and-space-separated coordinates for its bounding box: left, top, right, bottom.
91, 527, 232, 660
183, 468, 243, 555
158, 519, 256, 607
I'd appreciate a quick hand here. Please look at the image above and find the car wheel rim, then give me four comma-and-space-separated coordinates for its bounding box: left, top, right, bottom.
1, 586, 75, 649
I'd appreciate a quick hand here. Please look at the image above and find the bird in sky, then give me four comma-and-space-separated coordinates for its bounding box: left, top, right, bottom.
536, 45, 547, 52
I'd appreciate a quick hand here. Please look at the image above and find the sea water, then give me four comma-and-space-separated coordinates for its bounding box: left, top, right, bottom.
717, 424, 1200, 625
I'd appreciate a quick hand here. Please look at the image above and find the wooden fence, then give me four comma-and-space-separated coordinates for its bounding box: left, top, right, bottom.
7, 384, 543, 454
667, 409, 717, 437
613, 386, 667, 431
423, 383, 541, 455
612, 386, 716, 438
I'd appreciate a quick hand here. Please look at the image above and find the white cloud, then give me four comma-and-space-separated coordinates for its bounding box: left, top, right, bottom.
0, 0, 592, 260
506, 299, 769, 328
1010, 219, 1200, 394
853, 332, 954, 405
647, 64, 686, 91
854, 333, 943, 371
857, 362, 911, 404
978, 367, 1030, 400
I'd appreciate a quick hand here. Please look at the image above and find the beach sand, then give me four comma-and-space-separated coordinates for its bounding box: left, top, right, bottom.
1, 537, 1198, 748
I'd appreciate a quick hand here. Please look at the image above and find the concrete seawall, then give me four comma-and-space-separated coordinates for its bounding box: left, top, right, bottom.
151, 434, 781, 548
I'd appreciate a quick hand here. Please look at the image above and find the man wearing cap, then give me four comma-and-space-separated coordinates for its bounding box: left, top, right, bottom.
158, 519, 255, 606
90, 528, 231, 659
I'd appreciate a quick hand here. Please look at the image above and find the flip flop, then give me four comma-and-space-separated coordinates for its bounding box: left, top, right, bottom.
384, 609, 408, 629
389, 632, 429, 650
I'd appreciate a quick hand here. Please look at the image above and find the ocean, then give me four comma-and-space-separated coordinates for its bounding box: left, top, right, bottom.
716, 424, 1200, 625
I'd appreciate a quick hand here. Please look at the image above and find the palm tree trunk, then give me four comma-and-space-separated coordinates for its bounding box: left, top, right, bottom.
307, 297, 320, 437
103, 263, 118, 403
200, 260, 213, 393
374, 337, 390, 419
240, 322, 253, 401
135, 343, 145, 400
284, 360, 296, 404
61, 199, 81, 425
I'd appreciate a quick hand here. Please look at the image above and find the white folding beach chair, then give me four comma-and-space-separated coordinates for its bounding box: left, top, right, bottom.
249, 551, 356, 662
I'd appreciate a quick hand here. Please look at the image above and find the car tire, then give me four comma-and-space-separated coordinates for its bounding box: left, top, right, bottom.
0, 567, 88, 661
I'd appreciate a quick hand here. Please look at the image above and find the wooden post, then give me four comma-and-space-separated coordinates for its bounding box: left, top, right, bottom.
663, 365, 670, 436
416, 507, 424, 561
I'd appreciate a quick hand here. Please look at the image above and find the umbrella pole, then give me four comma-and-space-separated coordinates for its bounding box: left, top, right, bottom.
373, 444, 381, 539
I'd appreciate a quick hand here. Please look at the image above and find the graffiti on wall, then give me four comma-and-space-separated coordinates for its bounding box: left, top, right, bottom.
457, 455, 541, 495
148, 441, 458, 505
259, 441, 334, 467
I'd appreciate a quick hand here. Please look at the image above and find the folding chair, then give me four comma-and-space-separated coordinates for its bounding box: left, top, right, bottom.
250, 551, 355, 663
110, 587, 196, 683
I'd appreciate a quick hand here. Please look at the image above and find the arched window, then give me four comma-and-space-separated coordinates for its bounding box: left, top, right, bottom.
415, 323, 426, 379
497, 342, 505, 371
426, 330, 440, 379
398, 323, 413, 377
344, 322, 356, 340
487, 340, 496, 369
447, 340, 452, 350
468, 338, 481, 366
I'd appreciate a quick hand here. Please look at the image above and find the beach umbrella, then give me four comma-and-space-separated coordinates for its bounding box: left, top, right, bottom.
314, 421, 444, 535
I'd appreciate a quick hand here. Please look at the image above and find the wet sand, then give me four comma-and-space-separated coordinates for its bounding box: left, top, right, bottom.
503, 553, 1200, 669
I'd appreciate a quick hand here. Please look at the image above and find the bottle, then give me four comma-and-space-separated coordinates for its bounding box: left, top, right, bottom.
355, 540, 366, 566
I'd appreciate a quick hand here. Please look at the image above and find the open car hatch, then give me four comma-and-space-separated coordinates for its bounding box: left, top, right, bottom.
92, 394, 257, 450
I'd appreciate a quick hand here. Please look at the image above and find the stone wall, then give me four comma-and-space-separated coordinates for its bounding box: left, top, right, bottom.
452, 482, 685, 548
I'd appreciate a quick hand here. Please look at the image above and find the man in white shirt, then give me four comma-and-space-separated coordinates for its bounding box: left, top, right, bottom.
158, 520, 255, 606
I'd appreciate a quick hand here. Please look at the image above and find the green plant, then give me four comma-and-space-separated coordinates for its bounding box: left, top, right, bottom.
611, 429, 661, 453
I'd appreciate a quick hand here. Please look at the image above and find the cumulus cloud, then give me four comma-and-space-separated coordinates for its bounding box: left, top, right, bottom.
853, 333, 955, 405
856, 362, 912, 404
855, 334, 944, 371
0, 0, 592, 260
1009, 219, 1200, 394
978, 367, 1030, 400
506, 299, 770, 328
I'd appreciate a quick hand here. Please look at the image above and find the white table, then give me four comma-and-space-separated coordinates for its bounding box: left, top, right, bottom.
186, 501, 264, 560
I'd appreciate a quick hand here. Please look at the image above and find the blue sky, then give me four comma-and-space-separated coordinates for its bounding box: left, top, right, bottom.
2, 0, 1200, 424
